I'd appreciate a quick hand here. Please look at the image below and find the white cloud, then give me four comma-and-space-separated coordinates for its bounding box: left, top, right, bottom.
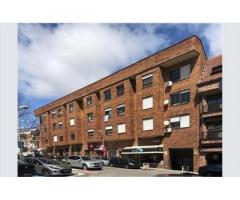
203, 24, 223, 56
18, 24, 168, 99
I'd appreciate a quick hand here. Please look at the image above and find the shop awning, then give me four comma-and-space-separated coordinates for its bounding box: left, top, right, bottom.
121, 145, 163, 155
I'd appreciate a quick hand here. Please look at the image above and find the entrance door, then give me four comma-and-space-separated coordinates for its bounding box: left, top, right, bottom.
169, 148, 193, 171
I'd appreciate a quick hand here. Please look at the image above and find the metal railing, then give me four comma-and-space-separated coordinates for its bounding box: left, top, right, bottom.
201, 129, 222, 140
207, 102, 222, 112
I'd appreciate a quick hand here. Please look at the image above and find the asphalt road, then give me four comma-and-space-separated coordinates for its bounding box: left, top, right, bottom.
71, 166, 185, 177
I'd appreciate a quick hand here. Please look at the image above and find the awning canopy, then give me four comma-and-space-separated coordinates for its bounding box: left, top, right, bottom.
121, 145, 163, 155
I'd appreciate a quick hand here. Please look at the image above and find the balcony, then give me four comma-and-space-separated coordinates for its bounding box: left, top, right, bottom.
202, 100, 222, 118
207, 102, 222, 113
201, 129, 222, 145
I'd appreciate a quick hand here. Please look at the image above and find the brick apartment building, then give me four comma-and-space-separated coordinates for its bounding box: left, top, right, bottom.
34, 35, 222, 172
197, 56, 222, 166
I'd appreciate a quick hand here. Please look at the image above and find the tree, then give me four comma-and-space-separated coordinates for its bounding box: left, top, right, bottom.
18, 92, 39, 129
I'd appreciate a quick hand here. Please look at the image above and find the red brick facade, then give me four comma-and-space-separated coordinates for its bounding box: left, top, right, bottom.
34, 36, 217, 172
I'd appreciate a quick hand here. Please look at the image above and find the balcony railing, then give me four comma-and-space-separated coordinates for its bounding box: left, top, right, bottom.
201, 129, 222, 140
207, 102, 222, 113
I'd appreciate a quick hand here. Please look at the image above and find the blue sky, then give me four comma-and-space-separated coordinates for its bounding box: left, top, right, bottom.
18, 23, 222, 112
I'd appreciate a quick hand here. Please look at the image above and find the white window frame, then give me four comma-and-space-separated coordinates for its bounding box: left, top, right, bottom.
117, 123, 126, 133
143, 118, 153, 131
142, 96, 153, 110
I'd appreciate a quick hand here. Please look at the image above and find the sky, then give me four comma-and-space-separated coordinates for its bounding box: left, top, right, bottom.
18, 23, 222, 112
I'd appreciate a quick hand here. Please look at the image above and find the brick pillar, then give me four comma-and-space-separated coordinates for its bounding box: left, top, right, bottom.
133, 137, 138, 146
163, 149, 170, 169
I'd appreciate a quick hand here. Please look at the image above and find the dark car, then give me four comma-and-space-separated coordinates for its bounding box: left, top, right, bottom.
18, 159, 35, 177
109, 157, 140, 169
198, 164, 222, 177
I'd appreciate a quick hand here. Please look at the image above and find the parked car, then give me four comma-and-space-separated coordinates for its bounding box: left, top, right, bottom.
23, 157, 72, 176
198, 164, 222, 177
92, 157, 109, 166
18, 159, 35, 177
66, 155, 102, 170
109, 157, 140, 169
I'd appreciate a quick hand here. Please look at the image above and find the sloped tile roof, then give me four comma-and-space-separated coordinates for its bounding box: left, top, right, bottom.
198, 55, 222, 85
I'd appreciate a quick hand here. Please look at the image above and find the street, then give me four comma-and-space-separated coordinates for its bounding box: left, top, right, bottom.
70, 166, 186, 177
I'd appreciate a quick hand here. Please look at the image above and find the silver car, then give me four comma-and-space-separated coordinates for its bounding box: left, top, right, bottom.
23, 157, 72, 176
67, 155, 102, 170
92, 157, 109, 166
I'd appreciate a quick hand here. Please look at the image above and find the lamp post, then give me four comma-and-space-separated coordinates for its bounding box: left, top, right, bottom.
18, 105, 29, 158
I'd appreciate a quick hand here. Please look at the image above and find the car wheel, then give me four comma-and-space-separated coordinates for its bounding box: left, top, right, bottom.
67, 163, 71, 167
124, 164, 129, 169
83, 165, 88, 170
42, 169, 50, 177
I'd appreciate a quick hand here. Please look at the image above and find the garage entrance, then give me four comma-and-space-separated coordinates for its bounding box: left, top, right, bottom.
169, 148, 193, 171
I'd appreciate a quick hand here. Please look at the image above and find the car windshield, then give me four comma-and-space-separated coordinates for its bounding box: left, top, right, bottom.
81, 157, 91, 161
38, 158, 60, 165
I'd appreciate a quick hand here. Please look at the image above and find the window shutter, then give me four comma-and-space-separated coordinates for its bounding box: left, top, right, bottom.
180, 64, 190, 79
105, 126, 112, 130
53, 136, 58, 142
143, 96, 153, 109
170, 117, 180, 123
143, 118, 153, 130
117, 124, 126, 133
70, 118, 75, 126
180, 115, 190, 128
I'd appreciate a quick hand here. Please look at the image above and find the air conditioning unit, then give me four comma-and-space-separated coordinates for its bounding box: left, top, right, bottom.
163, 120, 170, 126
164, 128, 172, 133
165, 81, 173, 87
164, 99, 169, 106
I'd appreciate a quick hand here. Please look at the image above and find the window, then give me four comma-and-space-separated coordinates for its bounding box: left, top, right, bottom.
171, 69, 180, 82
53, 136, 58, 142
59, 136, 64, 142
105, 108, 112, 121
58, 108, 62, 117
171, 64, 190, 82
171, 90, 190, 105
87, 113, 93, 121
116, 84, 124, 96
211, 65, 222, 75
70, 133, 75, 140
143, 118, 153, 131
180, 64, 190, 79
117, 123, 126, 133
42, 114, 47, 121
58, 122, 63, 129
87, 129, 94, 136
104, 89, 112, 101
45, 139, 48, 144
105, 126, 113, 135
40, 117, 43, 124
51, 111, 56, 118
142, 74, 153, 87
170, 115, 190, 128
69, 103, 74, 112
69, 118, 75, 126
142, 96, 153, 109
87, 96, 93, 107
53, 123, 56, 130
117, 104, 125, 115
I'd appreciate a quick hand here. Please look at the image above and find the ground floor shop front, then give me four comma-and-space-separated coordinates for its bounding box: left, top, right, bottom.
42, 138, 218, 172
